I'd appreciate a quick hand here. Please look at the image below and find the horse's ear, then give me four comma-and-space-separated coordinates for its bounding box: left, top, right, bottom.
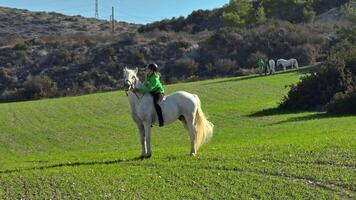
135, 67, 138, 74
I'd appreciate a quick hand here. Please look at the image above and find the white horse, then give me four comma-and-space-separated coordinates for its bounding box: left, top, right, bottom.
277, 58, 299, 71
123, 67, 213, 158
268, 59, 275, 74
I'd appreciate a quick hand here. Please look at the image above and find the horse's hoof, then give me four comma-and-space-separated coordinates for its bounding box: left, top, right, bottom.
135, 154, 151, 160
134, 156, 145, 160
190, 153, 196, 157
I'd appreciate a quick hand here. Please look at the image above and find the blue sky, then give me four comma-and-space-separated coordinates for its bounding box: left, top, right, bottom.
0, 0, 229, 24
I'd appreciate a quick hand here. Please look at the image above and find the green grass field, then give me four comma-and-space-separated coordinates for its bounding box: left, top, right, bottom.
0, 69, 355, 199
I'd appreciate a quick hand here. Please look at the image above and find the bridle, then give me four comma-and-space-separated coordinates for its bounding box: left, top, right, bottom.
124, 76, 141, 99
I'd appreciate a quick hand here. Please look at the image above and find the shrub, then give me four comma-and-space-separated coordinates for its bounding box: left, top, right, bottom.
23, 75, 58, 99
280, 71, 343, 111
168, 58, 198, 78
0, 67, 14, 90
83, 80, 96, 93
280, 27, 356, 113
214, 58, 237, 75
117, 33, 136, 45
14, 43, 28, 51
45, 49, 72, 66
328, 89, 356, 114
342, 0, 356, 24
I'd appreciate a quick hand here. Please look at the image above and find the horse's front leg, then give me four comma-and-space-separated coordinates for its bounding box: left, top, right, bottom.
143, 122, 152, 158
136, 123, 146, 158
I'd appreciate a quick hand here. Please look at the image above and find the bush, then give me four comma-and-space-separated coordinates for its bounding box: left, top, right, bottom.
280, 27, 356, 113
0, 67, 14, 83
14, 43, 28, 51
168, 58, 198, 78
46, 49, 72, 66
328, 89, 356, 114
117, 33, 136, 45
280, 71, 343, 111
214, 58, 238, 75
23, 75, 58, 99
342, 0, 356, 23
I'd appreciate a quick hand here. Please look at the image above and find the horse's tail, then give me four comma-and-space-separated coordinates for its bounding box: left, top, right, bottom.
194, 95, 214, 151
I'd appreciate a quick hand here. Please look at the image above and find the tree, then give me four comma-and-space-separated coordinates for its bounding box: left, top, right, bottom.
342, 0, 356, 24
222, 0, 254, 27
256, 5, 267, 24
262, 0, 315, 23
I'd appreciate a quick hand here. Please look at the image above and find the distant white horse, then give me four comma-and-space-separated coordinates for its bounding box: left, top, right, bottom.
123, 67, 213, 158
277, 59, 299, 71
268, 59, 276, 74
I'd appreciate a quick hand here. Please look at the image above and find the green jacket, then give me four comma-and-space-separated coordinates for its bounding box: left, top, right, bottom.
257, 59, 267, 69
139, 74, 165, 94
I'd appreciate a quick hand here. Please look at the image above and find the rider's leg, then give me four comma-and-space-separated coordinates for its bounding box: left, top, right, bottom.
151, 93, 164, 126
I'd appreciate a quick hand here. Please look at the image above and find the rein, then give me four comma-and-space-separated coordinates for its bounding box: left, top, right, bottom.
125, 78, 142, 100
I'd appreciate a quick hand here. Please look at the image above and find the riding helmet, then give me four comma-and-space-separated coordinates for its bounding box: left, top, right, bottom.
148, 63, 159, 71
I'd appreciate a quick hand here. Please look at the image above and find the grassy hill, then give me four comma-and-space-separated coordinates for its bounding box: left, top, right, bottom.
0, 70, 355, 199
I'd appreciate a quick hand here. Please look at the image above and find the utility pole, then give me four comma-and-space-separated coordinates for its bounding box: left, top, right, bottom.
95, 0, 99, 18
111, 6, 115, 34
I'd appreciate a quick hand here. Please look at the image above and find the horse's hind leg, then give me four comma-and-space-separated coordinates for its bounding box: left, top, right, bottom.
183, 115, 197, 156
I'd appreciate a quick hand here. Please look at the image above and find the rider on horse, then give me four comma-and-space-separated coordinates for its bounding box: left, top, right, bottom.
134, 63, 165, 127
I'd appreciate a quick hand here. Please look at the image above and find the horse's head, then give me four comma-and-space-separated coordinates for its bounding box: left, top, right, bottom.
276, 59, 281, 67
123, 67, 139, 92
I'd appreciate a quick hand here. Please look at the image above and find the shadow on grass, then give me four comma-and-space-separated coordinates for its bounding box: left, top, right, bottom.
268, 113, 331, 126
269, 112, 354, 126
0, 157, 145, 174
248, 107, 303, 117
248, 106, 353, 126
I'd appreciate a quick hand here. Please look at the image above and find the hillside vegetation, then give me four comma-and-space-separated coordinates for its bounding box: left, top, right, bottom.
0, 7, 138, 38
0, 70, 355, 199
0, 1, 353, 103
281, 1, 356, 114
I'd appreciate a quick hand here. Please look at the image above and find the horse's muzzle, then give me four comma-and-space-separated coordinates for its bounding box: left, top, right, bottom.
123, 83, 130, 91
124, 80, 131, 91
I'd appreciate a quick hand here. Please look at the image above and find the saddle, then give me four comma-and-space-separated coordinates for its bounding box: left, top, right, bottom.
156, 94, 164, 102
